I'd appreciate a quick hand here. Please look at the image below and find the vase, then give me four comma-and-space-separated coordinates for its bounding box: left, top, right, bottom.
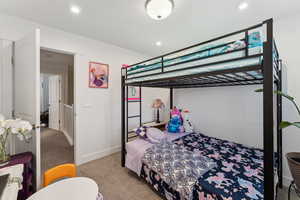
0, 143, 10, 166
286, 152, 300, 199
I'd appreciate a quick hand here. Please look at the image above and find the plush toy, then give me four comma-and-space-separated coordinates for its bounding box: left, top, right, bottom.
166, 107, 184, 133
133, 126, 148, 139
182, 110, 194, 133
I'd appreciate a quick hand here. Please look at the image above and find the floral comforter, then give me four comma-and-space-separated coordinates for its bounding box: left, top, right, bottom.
140, 133, 264, 200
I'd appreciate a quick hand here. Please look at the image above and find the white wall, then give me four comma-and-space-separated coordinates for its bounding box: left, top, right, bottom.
0, 39, 13, 118
274, 13, 300, 186
175, 85, 263, 148
0, 13, 169, 165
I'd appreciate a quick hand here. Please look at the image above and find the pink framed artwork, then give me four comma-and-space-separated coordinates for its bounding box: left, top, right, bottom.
89, 62, 109, 88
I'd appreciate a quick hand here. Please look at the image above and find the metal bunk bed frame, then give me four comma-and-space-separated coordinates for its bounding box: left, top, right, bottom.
121, 18, 282, 200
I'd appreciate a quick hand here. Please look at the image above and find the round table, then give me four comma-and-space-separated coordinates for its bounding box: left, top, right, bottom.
27, 177, 99, 200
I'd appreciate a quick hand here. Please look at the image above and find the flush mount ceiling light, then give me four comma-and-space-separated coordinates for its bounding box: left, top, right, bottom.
70, 5, 81, 14
238, 1, 249, 11
145, 0, 174, 20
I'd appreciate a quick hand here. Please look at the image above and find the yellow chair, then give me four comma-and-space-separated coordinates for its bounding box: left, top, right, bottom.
43, 163, 77, 187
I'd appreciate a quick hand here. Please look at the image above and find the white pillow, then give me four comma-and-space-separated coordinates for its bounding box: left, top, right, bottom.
147, 127, 165, 143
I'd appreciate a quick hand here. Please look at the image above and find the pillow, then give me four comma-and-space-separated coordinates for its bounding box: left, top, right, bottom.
146, 128, 165, 143
133, 126, 148, 139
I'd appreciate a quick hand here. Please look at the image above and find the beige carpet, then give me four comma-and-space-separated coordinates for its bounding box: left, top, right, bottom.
41, 128, 74, 173
78, 152, 298, 200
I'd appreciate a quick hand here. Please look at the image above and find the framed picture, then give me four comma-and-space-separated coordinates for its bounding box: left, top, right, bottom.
128, 86, 141, 101
89, 62, 109, 88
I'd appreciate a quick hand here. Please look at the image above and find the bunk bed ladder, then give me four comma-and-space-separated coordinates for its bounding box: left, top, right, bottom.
122, 68, 143, 167
126, 86, 142, 141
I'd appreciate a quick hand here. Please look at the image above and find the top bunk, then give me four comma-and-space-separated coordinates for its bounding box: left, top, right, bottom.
122, 19, 281, 88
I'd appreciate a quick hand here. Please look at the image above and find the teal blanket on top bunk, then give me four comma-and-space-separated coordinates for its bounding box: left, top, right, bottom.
127, 32, 262, 74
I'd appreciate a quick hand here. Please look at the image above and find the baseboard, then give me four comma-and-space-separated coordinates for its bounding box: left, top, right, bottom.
62, 130, 74, 146
77, 146, 121, 165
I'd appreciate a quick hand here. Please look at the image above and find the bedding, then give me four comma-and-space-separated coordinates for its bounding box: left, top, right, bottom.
133, 126, 166, 144
140, 132, 265, 200
142, 140, 216, 200
125, 132, 190, 175
147, 127, 165, 143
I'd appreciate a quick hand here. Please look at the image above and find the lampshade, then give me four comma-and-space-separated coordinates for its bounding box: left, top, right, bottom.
152, 99, 165, 109
145, 0, 174, 20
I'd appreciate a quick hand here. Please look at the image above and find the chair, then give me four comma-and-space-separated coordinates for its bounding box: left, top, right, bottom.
286, 152, 300, 200
43, 163, 76, 187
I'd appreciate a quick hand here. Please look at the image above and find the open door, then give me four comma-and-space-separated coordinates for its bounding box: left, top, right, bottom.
48, 75, 61, 130
14, 29, 41, 188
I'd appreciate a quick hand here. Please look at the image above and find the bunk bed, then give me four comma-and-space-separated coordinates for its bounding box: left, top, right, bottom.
121, 19, 282, 200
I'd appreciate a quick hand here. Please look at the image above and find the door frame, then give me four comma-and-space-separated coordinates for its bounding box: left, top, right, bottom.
40, 47, 78, 166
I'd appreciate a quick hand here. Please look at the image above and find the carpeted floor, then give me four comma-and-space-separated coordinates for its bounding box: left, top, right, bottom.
78, 152, 298, 200
78, 152, 161, 200
41, 128, 74, 173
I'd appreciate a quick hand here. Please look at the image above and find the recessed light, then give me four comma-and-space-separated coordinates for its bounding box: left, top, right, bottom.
70, 5, 81, 14
156, 41, 162, 46
238, 2, 249, 11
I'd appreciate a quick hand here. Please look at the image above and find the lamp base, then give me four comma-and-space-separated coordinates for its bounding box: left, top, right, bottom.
156, 109, 160, 124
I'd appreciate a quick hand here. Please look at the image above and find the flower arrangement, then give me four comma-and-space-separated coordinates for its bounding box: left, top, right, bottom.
0, 114, 33, 165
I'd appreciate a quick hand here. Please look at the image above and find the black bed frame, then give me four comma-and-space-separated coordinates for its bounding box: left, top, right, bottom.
121, 19, 282, 200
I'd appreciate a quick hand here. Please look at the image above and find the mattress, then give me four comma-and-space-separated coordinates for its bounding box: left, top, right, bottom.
126, 31, 264, 84
140, 132, 266, 200
125, 132, 190, 175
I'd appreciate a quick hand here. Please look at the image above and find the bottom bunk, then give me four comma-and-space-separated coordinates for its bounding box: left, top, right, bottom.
126, 132, 277, 200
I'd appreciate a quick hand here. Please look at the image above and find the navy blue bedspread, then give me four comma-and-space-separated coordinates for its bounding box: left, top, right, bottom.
140, 133, 264, 200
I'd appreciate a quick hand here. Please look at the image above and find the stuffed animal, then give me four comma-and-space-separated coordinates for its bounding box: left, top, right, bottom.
166, 107, 184, 133
182, 110, 194, 133
133, 126, 148, 139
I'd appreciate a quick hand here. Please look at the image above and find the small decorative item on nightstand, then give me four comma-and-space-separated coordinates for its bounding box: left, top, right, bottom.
152, 99, 165, 123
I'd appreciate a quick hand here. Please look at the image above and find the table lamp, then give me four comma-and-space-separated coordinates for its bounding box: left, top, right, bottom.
152, 99, 165, 123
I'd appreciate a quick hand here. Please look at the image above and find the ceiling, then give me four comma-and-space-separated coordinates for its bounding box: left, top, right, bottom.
1, 0, 300, 57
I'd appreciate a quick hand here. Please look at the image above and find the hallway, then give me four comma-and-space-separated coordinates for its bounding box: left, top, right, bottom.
41, 128, 74, 173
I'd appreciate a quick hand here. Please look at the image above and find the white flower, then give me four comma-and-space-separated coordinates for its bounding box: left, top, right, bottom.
2, 119, 32, 140
4, 119, 17, 131
0, 127, 5, 136
11, 119, 32, 133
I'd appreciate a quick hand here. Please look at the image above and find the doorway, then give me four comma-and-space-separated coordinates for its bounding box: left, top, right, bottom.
40, 49, 75, 174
